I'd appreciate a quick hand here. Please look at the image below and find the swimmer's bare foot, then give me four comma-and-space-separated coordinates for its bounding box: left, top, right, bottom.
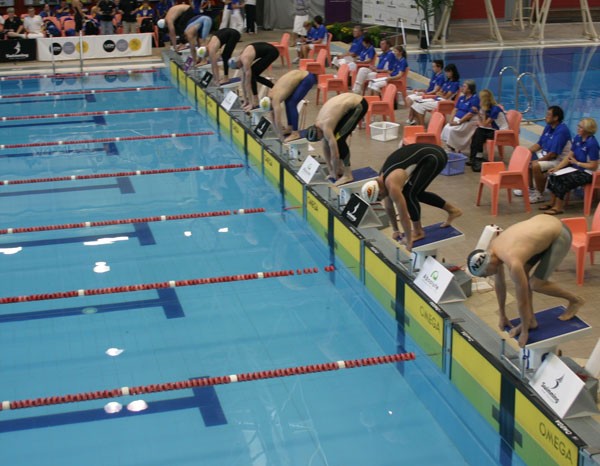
333, 174, 353, 186
412, 230, 425, 242
508, 318, 537, 347
559, 296, 585, 321
284, 131, 300, 143
441, 205, 462, 227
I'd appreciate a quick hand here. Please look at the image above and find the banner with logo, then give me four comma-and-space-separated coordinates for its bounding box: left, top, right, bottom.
0, 39, 37, 63
36, 34, 152, 62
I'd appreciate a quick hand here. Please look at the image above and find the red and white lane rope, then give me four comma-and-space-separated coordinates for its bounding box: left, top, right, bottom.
0, 207, 266, 235
0, 131, 214, 150
0, 69, 157, 82
0, 164, 244, 186
0, 86, 170, 99
0, 265, 336, 305
0, 106, 192, 122
0, 351, 414, 412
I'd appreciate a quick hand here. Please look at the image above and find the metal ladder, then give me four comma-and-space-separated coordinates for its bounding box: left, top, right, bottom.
497, 65, 550, 123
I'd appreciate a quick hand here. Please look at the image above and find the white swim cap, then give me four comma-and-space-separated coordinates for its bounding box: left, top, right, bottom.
361, 180, 380, 203
228, 57, 239, 70
157, 19, 165, 29
467, 249, 491, 277
196, 46, 207, 58
259, 96, 271, 110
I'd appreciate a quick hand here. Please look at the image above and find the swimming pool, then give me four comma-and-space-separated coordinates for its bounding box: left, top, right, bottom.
411, 45, 600, 132
0, 67, 524, 465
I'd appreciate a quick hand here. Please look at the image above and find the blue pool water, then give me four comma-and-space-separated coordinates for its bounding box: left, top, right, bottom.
411, 46, 600, 131
0, 69, 520, 465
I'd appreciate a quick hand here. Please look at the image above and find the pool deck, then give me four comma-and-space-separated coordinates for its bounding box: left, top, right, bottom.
1, 20, 600, 435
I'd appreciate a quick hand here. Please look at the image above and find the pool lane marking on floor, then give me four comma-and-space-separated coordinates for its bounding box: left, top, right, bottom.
0, 131, 214, 150
0, 218, 154, 249
0, 176, 133, 198
0, 266, 336, 305
0, 69, 157, 82
0, 351, 414, 412
0, 207, 265, 236
0, 116, 106, 130
0, 106, 192, 122
0, 164, 244, 186
0, 376, 224, 433
0, 143, 119, 160
0, 86, 171, 100
0, 95, 97, 105
0, 287, 183, 324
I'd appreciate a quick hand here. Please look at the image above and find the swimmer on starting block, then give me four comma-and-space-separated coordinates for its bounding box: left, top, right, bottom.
361, 144, 462, 251
467, 215, 585, 348
304, 93, 368, 186
202, 28, 241, 84
268, 69, 317, 141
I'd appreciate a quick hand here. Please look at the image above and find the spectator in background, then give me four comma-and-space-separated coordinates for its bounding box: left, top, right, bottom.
410, 62, 460, 127
39, 4, 53, 18
156, 0, 173, 20
54, 0, 72, 18
97, 0, 117, 35
367, 45, 408, 95
468, 89, 508, 172
19, 7, 45, 38
332, 25, 364, 69
119, 0, 138, 34
441, 79, 481, 154
3, 8, 24, 39
405, 59, 445, 125
136, 0, 155, 20
220, 0, 244, 34
73, 0, 85, 32
352, 38, 396, 94
292, 0, 309, 63
245, 0, 256, 34
540, 117, 599, 215
299, 15, 327, 60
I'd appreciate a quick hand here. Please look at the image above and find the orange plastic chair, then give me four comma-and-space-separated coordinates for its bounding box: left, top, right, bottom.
486, 109, 522, 162
435, 98, 457, 122
350, 58, 376, 87
315, 63, 349, 105
61, 18, 77, 35
562, 203, 600, 285
402, 111, 444, 146
299, 49, 327, 75
309, 32, 333, 66
394, 66, 410, 101
476, 145, 532, 216
365, 84, 397, 135
269, 32, 291, 69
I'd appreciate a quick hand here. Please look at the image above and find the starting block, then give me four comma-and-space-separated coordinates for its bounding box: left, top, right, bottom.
336, 167, 379, 206
509, 306, 592, 371
284, 138, 310, 164
411, 222, 464, 270
250, 107, 270, 126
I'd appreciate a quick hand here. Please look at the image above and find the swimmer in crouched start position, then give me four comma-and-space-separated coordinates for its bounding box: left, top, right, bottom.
361, 143, 462, 251
467, 214, 585, 347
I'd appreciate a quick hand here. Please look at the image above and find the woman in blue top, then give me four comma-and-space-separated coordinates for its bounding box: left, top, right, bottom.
539, 118, 600, 215
468, 89, 508, 171
411, 63, 460, 127
441, 79, 481, 153
367, 45, 408, 94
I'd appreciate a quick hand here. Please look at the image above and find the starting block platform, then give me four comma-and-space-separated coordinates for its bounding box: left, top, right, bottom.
411, 222, 464, 270
508, 306, 592, 370
218, 77, 241, 89
337, 167, 379, 205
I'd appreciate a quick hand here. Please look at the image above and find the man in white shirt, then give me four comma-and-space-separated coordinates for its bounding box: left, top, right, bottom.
13, 7, 45, 38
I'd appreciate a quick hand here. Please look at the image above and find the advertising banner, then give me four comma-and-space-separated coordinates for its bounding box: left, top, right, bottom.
36, 34, 152, 61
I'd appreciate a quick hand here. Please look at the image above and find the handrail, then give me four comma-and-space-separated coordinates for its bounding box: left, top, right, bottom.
497, 66, 550, 123
516, 71, 550, 122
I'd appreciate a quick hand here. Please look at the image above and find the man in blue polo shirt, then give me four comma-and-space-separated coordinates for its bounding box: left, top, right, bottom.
332, 25, 364, 69
514, 105, 571, 204
352, 38, 396, 94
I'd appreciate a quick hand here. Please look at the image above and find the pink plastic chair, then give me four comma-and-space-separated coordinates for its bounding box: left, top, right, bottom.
315, 63, 349, 105
365, 84, 397, 135
402, 111, 444, 146
269, 32, 291, 69
486, 109, 522, 162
